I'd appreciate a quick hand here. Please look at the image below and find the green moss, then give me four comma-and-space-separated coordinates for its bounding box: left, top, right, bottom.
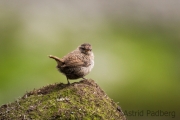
0, 79, 126, 120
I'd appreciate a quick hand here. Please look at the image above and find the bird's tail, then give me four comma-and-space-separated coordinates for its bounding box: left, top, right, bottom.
49, 55, 64, 67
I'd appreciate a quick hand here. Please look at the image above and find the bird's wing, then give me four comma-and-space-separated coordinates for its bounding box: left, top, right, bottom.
62, 52, 89, 67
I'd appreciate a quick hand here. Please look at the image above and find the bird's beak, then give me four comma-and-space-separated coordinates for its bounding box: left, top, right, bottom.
88, 49, 92, 51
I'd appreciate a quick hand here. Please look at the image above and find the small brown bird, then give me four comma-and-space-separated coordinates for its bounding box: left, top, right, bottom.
49, 43, 94, 84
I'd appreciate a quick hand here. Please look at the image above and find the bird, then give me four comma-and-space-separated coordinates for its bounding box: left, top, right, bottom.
49, 43, 94, 84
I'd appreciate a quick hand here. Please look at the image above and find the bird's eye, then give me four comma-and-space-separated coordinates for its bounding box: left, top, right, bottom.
81, 48, 85, 50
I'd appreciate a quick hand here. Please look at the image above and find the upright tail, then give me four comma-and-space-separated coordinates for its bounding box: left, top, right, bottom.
49, 55, 64, 67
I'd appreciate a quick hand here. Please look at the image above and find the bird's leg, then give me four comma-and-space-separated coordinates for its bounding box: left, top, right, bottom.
66, 76, 70, 85
82, 77, 87, 80
80, 77, 87, 82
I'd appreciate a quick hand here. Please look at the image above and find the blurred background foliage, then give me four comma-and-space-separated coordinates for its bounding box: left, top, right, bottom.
0, 1, 180, 120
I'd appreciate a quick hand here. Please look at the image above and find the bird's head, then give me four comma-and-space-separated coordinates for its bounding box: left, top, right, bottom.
79, 43, 92, 55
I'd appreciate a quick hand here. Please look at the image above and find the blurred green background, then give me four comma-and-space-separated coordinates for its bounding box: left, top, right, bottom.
0, 1, 180, 120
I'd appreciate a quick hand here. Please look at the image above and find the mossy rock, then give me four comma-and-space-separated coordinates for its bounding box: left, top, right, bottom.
0, 79, 126, 120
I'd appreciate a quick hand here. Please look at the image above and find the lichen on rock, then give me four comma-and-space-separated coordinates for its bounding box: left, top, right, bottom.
0, 79, 126, 120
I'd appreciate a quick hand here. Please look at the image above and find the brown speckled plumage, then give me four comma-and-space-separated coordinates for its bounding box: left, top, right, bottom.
49, 43, 94, 84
